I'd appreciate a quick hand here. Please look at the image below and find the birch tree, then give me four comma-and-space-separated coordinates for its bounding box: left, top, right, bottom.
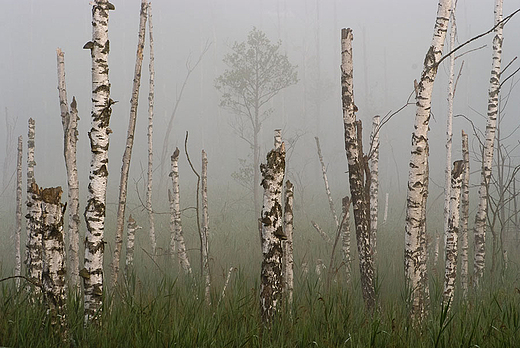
26, 181, 43, 294
341, 196, 352, 283
460, 131, 470, 297
473, 0, 503, 287
82, 0, 114, 323
259, 136, 286, 322
25, 118, 36, 275
404, 0, 452, 321
15, 136, 22, 289
125, 215, 142, 274
369, 115, 380, 260
444, 160, 463, 308
112, 0, 148, 287
340, 28, 375, 310
315, 137, 339, 227
56, 48, 80, 291
201, 150, 210, 304
283, 180, 294, 307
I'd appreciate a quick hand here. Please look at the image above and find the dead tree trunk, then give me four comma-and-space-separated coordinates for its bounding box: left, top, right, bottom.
56, 48, 81, 291
15, 136, 22, 289
404, 0, 452, 322
112, 0, 148, 288
315, 136, 339, 227
201, 150, 211, 304
82, 0, 114, 323
444, 160, 463, 308
259, 135, 285, 323
460, 131, 470, 297
125, 215, 142, 275
473, 0, 503, 287
283, 180, 294, 307
340, 28, 375, 310
341, 196, 352, 283
169, 148, 191, 274
369, 115, 380, 261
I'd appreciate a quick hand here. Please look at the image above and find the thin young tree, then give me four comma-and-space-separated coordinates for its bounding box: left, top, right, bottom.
112, 0, 148, 287
56, 48, 80, 291
341, 196, 352, 283
315, 136, 339, 228
82, 0, 114, 323
444, 160, 464, 309
14, 136, 22, 289
283, 180, 294, 307
340, 27, 375, 310
216, 28, 297, 214
201, 150, 210, 304
473, 0, 503, 287
125, 215, 142, 275
369, 115, 380, 260
404, 0, 452, 322
25, 118, 36, 274
460, 131, 470, 297
259, 133, 286, 322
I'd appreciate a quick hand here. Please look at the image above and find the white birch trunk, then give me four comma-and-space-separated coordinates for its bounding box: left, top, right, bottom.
40, 186, 67, 328
201, 150, 211, 304
169, 148, 191, 274
260, 138, 285, 322
145, 1, 156, 284
341, 28, 375, 310
125, 215, 142, 274
315, 137, 339, 227
404, 0, 452, 321
443, 3, 457, 254
283, 180, 294, 307
25, 118, 36, 276
56, 48, 80, 291
26, 181, 43, 294
112, 0, 148, 287
383, 192, 389, 224
444, 160, 463, 308
369, 115, 380, 260
83, 0, 114, 323
341, 196, 352, 283
15, 136, 22, 289
473, 0, 503, 287
460, 131, 470, 297
311, 220, 332, 244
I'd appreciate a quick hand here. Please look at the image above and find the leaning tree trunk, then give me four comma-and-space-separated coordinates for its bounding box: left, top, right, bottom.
460, 131, 470, 297
369, 115, 380, 261
473, 0, 503, 287
83, 0, 114, 323
112, 0, 148, 288
259, 136, 286, 323
315, 136, 339, 227
145, 0, 156, 284
56, 48, 81, 291
40, 186, 67, 330
169, 148, 192, 274
125, 215, 142, 275
201, 150, 211, 304
15, 136, 22, 289
340, 27, 375, 310
444, 160, 463, 309
283, 180, 294, 307
404, 0, 452, 322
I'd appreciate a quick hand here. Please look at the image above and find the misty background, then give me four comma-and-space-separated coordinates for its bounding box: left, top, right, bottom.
1, 0, 519, 262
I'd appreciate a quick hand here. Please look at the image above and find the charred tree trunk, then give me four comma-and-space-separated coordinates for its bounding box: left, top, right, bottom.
56, 48, 81, 291
112, 0, 148, 288
83, 0, 114, 323
460, 131, 470, 297
404, 0, 452, 322
259, 135, 285, 323
340, 27, 375, 310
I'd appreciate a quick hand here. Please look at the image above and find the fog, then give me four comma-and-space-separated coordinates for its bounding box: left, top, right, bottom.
1, 0, 519, 241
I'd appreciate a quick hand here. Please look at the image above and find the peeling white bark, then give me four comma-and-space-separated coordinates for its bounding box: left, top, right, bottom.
56, 48, 81, 291
473, 0, 503, 287
113, 0, 148, 288
283, 180, 294, 307
83, 0, 114, 323
444, 160, 463, 308
404, 0, 452, 321
25, 118, 37, 283
125, 215, 142, 274
369, 115, 380, 260
460, 131, 470, 297
341, 196, 352, 283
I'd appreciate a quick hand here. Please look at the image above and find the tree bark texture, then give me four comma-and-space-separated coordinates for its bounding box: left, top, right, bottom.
404, 0, 452, 322
15, 136, 22, 289
444, 160, 463, 307
473, 0, 503, 287
201, 150, 211, 304
341, 196, 352, 283
315, 136, 339, 228
260, 140, 285, 323
169, 148, 192, 274
341, 27, 375, 310
125, 215, 142, 274
460, 131, 470, 297
56, 48, 81, 291
283, 180, 294, 307
145, 0, 156, 285
25, 118, 36, 276
112, 0, 148, 288
369, 115, 380, 261
83, 0, 114, 323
